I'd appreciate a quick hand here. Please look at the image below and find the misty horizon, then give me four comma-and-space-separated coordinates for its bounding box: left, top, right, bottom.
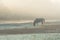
0, 0, 60, 21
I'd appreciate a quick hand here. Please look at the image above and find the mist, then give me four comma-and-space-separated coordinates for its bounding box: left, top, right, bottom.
0, 0, 60, 21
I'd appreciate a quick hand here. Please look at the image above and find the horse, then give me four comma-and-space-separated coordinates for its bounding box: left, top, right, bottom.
33, 18, 45, 26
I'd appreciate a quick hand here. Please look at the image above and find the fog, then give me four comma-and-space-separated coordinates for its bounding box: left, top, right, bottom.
0, 0, 60, 21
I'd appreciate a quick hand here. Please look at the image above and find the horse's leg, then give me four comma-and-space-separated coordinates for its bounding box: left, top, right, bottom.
41, 22, 43, 24
41, 20, 45, 24
33, 22, 35, 26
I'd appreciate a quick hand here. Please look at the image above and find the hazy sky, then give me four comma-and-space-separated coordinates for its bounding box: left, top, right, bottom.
0, 0, 60, 20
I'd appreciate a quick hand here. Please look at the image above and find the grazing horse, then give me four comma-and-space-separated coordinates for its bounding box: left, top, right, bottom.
33, 18, 45, 26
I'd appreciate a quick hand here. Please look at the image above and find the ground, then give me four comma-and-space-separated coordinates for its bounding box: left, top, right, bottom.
0, 24, 60, 35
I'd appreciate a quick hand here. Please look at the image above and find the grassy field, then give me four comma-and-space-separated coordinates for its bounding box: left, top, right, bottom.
0, 33, 60, 40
